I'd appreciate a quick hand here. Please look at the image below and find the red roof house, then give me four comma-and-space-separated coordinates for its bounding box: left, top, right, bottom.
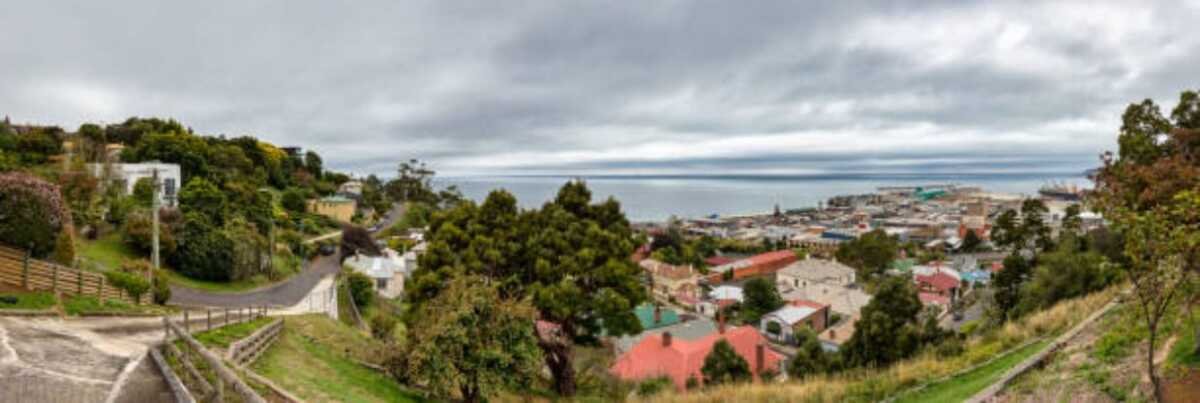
705, 250, 799, 284
915, 269, 960, 305
609, 325, 785, 391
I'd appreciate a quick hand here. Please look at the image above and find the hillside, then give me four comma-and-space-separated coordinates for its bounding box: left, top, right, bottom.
633, 287, 1121, 403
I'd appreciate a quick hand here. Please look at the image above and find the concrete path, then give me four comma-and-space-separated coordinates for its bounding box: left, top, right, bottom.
0, 316, 176, 403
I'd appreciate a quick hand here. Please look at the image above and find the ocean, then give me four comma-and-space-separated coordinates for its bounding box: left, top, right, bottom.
438, 173, 1090, 222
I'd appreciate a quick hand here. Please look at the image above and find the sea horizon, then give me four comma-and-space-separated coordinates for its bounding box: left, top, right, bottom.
438, 171, 1091, 222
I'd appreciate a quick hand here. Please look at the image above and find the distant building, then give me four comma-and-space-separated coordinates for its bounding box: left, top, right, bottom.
308, 196, 356, 222
337, 180, 363, 197
776, 258, 857, 289
705, 250, 798, 284
640, 259, 701, 305
87, 162, 182, 207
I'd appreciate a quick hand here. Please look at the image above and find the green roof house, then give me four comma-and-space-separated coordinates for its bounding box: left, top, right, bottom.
635, 304, 680, 330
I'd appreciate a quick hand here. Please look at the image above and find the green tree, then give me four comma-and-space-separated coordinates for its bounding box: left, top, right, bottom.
840, 276, 923, 368
959, 229, 982, 252
787, 327, 831, 378
993, 253, 1031, 320
741, 277, 783, 324
346, 271, 375, 308
280, 187, 310, 214
1020, 199, 1053, 252
835, 229, 899, 282
701, 340, 752, 386
170, 212, 234, 281
401, 275, 542, 403
1014, 236, 1115, 317
303, 150, 323, 178
179, 177, 226, 224
990, 209, 1024, 251
409, 181, 646, 396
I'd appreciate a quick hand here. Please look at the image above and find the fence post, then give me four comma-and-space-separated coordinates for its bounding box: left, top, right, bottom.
207, 310, 212, 331
225, 308, 229, 326
98, 276, 105, 299
51, 265, 58, 291
21, 249, 30, 289
77, 270, 83, 294
184, 310, 190, 334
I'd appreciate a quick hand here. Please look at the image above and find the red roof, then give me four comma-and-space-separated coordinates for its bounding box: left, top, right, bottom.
609, 326, 785, 391
789, 299, 828, 310
705, 256, 736, 267
919, 292, 950, 306
915, 270, 959, 292
746, 250, 796, 266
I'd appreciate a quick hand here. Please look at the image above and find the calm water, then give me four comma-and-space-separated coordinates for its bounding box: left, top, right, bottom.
438, 173, 1090, 222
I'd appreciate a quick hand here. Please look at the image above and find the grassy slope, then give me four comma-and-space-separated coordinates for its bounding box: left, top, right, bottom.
252, 314, 422, 403
635, 286, 1121, 403
0, 289, 56, 310
77, 232, 134, 271
896, 338, 1051, 403
192, 316, 274, 348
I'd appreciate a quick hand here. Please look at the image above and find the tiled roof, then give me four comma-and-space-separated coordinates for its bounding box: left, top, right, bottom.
915, 270, 960, 292
609, 326, 784, 391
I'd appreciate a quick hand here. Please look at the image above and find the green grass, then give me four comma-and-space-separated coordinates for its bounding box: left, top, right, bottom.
62, 295, 170, 315
1167, 310, 1200, 369
0, 291, 57, 310
192, 316, 275, 348
163, 254, 300, 293
77, 232, 139, 271
896, 339, 1052, 403
252, 314, 422, 402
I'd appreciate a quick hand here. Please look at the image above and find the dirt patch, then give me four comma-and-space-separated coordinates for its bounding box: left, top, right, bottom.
1163, 368, 1200, 403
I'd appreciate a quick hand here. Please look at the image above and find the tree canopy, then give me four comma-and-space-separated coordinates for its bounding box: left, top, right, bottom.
835, 229, 899, 282
700, 339, 752, 386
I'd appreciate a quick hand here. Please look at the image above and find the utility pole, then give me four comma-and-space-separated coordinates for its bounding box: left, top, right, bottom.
151, 168, 161, 281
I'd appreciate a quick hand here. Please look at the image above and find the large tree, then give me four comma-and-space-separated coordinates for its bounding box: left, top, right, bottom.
700, 340, 752, 386
1092, 90, 1200, 401
835, 228, 899, 282
409, 181, 646, 396
741, 277, 784, 324
401, 275, 542, 403
840, 276, 924, 368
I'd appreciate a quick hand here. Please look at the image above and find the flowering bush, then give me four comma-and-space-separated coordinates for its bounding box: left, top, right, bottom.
0, 172, 72, 257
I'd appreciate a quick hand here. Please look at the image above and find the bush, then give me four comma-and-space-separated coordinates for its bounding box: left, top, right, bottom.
369, 311, 397, 342
0, 172, 71, 257
50, 230, 76, 266
346, 271, 375, 308
636, 376, 673, 397
152, 269, 171, 305
104, 268, 150, 303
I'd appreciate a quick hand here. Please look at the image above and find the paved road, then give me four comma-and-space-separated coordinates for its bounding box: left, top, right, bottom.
168, 203, 406, 308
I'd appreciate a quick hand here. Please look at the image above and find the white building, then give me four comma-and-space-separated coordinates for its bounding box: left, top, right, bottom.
344, 249, 409, 298
776, 258, 857, 290
87, 162, 182, 207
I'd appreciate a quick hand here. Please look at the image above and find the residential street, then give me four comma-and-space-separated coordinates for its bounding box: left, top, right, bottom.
167, 203, 406, 308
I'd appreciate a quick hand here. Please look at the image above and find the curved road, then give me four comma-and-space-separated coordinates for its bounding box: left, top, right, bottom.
168, 203, 405, 308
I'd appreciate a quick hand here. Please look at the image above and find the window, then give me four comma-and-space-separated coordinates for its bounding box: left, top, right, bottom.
376, 278, 388, 290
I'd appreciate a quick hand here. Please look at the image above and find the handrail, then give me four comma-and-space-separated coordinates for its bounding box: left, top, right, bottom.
163, 317, 267, 403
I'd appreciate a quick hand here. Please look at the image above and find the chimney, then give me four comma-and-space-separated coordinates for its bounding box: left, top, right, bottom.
653, 305, 662, 325
755, 343, 765, 374
662, 332, 672, 347
718, 312, 726, 334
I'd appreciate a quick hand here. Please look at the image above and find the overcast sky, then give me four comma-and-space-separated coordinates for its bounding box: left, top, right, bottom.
2, 1, 1197, 177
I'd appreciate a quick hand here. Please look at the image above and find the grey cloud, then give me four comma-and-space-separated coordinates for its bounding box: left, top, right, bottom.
0, 1, 1196, 177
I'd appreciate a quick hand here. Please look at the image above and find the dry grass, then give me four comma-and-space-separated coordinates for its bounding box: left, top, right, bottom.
635, 286, 1122, 403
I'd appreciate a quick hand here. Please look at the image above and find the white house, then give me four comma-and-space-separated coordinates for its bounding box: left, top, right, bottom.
87, 162, 182, 207
344, 249, 408, 298
776, 258, 857, 290
760, 302, 829, 344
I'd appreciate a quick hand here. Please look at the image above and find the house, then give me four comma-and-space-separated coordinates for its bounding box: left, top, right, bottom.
640, 259, 701, 303
708, 285, 743, 303
776, 258, 856, 290
308, 195, 356, 222
337, 180, 363, 197
343, 249, 408, 298
779, 283, 871, 317
760, 300, 830, 344
705, 250, 798, 284
915, 268, 961, 306
86, 162, 182, 207
609, 325, 786, 391
634, 303, 681, 331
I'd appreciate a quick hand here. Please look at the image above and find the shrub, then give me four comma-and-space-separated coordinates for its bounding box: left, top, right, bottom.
105, 268, 150, 303
152, 269, 171, 305
50, 230, 76, 266
370, 311, 398, 342
636, 376, 673, 397
346, 271, 375, 308
0, 172, 72, 257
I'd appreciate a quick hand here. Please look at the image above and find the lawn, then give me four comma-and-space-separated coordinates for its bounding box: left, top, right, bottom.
62, 295, 172, 316
77, 232, 138, 271
0, 290, 57, 311
896, 338, 1052, 403
162, 254, 302, 293
192, 316, 275, 348
252, 314, 421, 402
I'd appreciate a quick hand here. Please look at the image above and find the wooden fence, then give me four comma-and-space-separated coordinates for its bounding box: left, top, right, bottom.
0, 245, 150, 305
163, 317, 268, 403
227, 318, 283, 367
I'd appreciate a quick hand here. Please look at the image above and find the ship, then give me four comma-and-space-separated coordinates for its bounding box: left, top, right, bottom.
1038, 182, 1084, 201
